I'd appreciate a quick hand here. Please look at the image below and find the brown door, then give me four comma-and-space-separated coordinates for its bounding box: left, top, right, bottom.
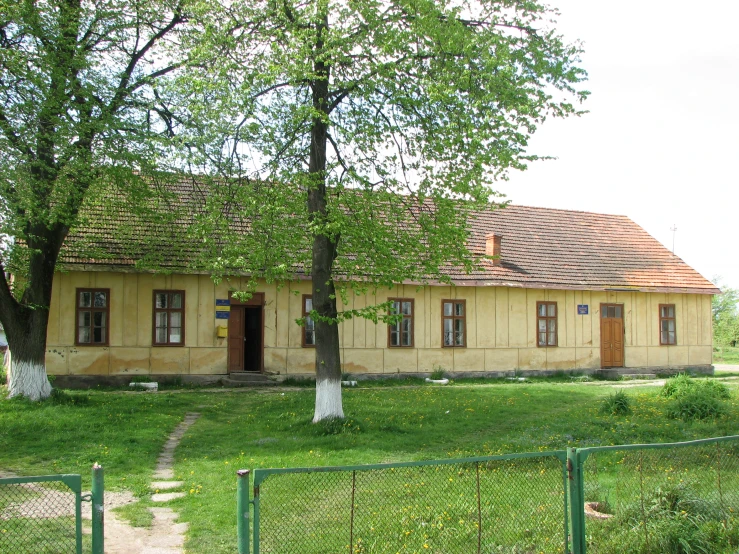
227, 306, 245, 372
600, 303, 624, 368
226, 293, 264, 373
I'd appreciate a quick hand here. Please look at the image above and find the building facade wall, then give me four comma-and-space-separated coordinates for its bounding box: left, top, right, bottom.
45, 271, 714, 376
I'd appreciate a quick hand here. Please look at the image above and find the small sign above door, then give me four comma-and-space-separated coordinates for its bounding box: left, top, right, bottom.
577, 305, 589, 315
216, 299, 231, 307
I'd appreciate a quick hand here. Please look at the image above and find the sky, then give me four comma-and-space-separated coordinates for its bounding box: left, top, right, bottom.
496, 0, 739, 292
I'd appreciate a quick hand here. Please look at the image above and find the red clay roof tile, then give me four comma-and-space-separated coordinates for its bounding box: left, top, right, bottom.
60, 184, 718, 294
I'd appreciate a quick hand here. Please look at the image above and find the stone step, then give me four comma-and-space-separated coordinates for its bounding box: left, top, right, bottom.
227, 372, 275, 382
221, 378, 275, 387
152, 492, 186, 502
597, 369, 658, 379
151, 481, 184, 491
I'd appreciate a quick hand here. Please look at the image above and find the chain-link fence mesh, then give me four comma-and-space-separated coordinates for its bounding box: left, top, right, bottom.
582, 440, 739, 554
0, 478, 79, 554
256, 454, 568, 554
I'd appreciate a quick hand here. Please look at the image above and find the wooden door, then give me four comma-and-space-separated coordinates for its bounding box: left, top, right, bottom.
227, 306, 245, 372
600, 304, 624, 368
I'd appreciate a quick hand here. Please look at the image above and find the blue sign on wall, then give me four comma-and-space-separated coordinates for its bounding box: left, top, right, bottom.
577, 305, 589, 315
216, 299, 231, 307
216, 311, 230, 319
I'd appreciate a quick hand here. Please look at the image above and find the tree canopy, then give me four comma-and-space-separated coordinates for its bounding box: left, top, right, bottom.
0, 0, 587, 412
170, 0, 588, 420
0, 0, 194, 399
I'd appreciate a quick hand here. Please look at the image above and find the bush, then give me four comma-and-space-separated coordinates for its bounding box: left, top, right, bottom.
661, 374, 730, 421
430, 366, 446, 380
666, 391, 727, 421
698, 379, 731, 400
649, 514, 715, 554
600, 390, 632, 415
608, 483, 734, 554
661, 374, 730, 400
661, 373, 694, 398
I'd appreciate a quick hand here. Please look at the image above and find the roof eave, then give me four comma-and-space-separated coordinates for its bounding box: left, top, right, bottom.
57, 263, 720, 294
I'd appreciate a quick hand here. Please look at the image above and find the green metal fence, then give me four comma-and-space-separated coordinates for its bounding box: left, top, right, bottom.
0, 465, 104, 554
237, 436, 739, 554
571, 435, 739, 554
243, 451, 571, 554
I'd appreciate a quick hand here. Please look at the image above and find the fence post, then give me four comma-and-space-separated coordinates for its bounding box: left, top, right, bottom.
567, 448, 586, 554
92, 463, 104, 554
237, 469, 250, 554
253, 474, 260, 554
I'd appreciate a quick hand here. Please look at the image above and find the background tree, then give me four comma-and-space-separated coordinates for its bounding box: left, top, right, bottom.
712, 278, 739, 347
0, 0, 193, 399
175, 0, 588, 421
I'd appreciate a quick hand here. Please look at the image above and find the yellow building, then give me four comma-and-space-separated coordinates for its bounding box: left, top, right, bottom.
48, 205, 718, 381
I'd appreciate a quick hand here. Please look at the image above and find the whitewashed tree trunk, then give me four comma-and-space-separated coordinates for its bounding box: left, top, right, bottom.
313, 377, 344, 422
3, 299, 55, 402
7, 358, 52, 401
307, 17, 346, 424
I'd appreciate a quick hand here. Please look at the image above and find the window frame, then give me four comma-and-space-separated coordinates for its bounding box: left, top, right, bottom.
302, 294, 316, 348
659, 303, 677, 346
152, 290, 186, 346
387, 298, 414, 348
441, 299, 466, 348
75, 288, 110, 347
536, 301, 558, 347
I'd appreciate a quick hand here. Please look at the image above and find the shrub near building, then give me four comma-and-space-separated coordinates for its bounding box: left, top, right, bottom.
661, 374, 731, 421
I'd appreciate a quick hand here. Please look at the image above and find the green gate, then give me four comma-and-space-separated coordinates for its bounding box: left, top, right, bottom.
0, 465, 104, 554
242, 451, 570, 553
569, 435, 739, 554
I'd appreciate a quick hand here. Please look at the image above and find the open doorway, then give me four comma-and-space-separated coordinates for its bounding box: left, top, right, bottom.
227, 293, 264, 373
243, 306, 262, 372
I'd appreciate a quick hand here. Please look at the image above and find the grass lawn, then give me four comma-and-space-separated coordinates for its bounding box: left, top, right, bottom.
714, 345, 739, 365
1, 378, 738, 552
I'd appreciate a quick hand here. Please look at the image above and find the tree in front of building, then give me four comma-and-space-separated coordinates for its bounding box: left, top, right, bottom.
177, 0, 589, 421
0, 0, 194, 399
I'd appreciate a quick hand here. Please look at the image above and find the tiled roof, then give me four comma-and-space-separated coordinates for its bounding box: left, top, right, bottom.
458, 205, 719, 294
60, 182, 719, 294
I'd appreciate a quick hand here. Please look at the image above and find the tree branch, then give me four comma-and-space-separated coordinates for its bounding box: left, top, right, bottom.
105, 3, 186, 117
0, 108, 34, 159
326, 132, 349, 174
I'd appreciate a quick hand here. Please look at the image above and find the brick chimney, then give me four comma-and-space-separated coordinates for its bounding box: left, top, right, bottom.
485, 233, 502, 266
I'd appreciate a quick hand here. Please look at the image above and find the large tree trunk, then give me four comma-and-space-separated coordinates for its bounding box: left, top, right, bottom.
1, 225, 65, 401
309, 11, 344, 422
311, 235, 344, 422
6, 307, 53, 401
